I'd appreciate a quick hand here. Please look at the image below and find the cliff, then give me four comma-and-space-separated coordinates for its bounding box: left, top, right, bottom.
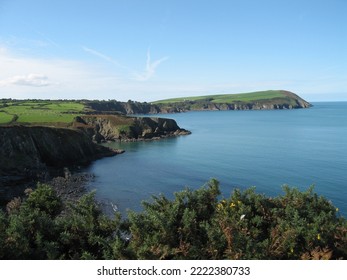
0, 114, 190, 185
74, 115, 191, 142
84, 90, 311, 114
0, 126, 117, 184
84, 100, 161, 115
153, 90, 312, 113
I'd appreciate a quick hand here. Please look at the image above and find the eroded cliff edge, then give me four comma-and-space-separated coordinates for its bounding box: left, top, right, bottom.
0, 115, 190, 191
74, 115, 191, 142
0, 126, 117, 183
84, 90, 311, 114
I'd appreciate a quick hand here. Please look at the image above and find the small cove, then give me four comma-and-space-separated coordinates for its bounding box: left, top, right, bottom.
86, 102, 347, 217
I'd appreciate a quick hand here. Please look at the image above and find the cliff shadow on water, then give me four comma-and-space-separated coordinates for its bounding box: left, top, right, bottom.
0, 125, 117, 206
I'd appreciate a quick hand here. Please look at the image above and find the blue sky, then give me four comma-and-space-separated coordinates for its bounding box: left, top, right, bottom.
0, 0, 346, 101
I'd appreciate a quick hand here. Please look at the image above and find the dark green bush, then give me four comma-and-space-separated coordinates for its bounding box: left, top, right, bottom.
0, 180, 346, 259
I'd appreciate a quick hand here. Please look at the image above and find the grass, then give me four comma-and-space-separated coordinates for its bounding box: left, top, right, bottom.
153, 90, 287, 104
0, 100, 85, 125
0, 111, 14, 123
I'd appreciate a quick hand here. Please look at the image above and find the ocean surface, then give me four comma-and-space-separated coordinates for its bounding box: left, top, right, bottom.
86, 102, 347, 217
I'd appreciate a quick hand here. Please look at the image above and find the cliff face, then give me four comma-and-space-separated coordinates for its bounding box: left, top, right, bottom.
155, 91, 312, 113
84, 91, 311, 114
85, 100, 161, 115
0, 126, 116, 182
0, 115, 190, 182
74, 115, 191, 142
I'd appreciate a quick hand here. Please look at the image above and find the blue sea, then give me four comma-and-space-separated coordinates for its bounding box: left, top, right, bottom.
86, 102, 347, 217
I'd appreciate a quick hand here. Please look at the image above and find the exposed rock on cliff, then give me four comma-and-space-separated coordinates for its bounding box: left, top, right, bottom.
84, 100, 161, 115
74, 115, 191, 142
83, 90, 311, 115
0, 126, 117, 183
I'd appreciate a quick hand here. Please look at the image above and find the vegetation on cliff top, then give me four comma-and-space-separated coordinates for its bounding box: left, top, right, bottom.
1, 180, 346, 260
0, 90, 311, 125
152, 90, 311, 111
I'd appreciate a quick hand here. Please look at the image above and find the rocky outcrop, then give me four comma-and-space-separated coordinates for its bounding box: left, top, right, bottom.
0, 126, 118, 183
84, 100, 161, 115
74, 115, 191, 142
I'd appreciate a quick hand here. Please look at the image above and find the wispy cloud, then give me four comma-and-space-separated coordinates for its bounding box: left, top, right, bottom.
82, 46, 121, 66
0, 74, 51, 87
134, 49, 169, 81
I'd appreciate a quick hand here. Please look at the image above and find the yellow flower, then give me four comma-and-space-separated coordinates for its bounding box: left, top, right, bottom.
336, 208, 339, 212
237, 200, 242, 204
290, 248, 294, 253
230, 202, 236, 208
217, 203, 224, 211
317, 234, 321, 240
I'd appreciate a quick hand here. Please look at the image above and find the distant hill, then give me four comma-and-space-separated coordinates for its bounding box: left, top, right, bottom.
0, 90, 311, 126
152, 90, 311, 112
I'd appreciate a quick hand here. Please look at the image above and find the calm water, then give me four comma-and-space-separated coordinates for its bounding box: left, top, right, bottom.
86, 102, 347, 216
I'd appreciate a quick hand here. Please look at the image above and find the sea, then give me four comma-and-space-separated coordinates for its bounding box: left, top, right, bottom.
85, 102, 347, 217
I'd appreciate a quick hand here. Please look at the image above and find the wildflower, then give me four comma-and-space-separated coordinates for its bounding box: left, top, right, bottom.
317, 234, 321, 240
217, 204, 224, 211
336, 208, 339, 212
237, 200, 242, 205
230, 202, 236, 208
290, 248, 294, 253
240, 214, 246, 221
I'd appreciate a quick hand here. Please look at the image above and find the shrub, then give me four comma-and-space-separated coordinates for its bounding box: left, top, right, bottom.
0, 180, 346, 259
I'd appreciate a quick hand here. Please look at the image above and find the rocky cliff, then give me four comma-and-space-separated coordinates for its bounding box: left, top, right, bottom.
0, 126, 117, 184
84, 100, 161, 115
84, 90, 311, 114
74, 115, 191, 142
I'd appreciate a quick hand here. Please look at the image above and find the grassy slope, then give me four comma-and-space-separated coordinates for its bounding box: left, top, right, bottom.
153, 90, 288, 104
0, 100, 84, 125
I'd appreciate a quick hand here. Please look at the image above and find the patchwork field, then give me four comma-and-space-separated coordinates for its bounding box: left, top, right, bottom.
0, 100, 85, 125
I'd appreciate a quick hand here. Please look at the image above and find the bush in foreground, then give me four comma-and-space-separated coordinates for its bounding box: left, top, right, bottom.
0, 180, 346, 259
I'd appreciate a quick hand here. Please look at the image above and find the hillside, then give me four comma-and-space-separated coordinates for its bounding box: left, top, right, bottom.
0, 91, 311, 125
153, 90, 311, 112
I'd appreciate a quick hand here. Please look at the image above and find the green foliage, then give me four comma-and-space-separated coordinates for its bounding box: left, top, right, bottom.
127, 179, 220, 259
117, 125, 131, 135
126, 181, 346, 260
1, 184, 61, 259
0, 180, 346, 259
26, 184, 62, 217
56, 192, 122, 259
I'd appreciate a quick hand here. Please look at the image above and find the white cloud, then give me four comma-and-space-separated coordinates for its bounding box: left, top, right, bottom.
0, 73, 51, 87
0, 46, 113, 99
134, 49, 169, 81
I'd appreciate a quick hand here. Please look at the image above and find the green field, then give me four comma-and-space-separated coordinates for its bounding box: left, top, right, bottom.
0, 100, 85, 125
153, 90, 287, 104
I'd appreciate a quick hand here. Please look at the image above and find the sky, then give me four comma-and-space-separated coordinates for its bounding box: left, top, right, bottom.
0, 0, 346, 102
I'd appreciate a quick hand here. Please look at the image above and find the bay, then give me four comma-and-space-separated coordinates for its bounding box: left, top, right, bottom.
86, 102, 347, 217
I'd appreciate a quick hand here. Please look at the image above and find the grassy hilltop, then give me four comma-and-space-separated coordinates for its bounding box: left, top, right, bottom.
152, 90, 311, 112
154, 90, 287, 104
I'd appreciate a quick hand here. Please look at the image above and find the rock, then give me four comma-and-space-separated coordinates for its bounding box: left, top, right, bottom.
0, 126, 117, 184
75, 115, 191, 142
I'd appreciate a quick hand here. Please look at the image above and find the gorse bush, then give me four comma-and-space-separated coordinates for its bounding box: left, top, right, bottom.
0, 180, 346, 259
